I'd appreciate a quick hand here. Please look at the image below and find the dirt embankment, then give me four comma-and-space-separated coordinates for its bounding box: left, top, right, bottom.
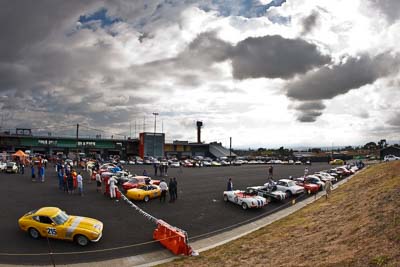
161, 162, 400, 267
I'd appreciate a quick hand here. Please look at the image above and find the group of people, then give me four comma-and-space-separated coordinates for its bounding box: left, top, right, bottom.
159, 177, 178, 203
153, 163, 169, 177
56, 162, 84, 196
31, 162, 46, 182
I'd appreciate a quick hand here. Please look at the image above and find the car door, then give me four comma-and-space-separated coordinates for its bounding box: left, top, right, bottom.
276, 181, 287, 192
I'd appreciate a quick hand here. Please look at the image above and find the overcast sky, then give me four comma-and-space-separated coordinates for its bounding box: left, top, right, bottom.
1, 0, 399, 148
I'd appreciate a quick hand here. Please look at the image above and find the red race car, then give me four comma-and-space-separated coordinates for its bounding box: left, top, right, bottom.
122, 176, 160, 191
294, 178, 320, 194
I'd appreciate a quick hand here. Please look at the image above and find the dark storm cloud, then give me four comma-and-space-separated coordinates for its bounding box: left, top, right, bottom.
301, 11, 319, 35
287, 52, 400, 122
0, 0, 100, 62
230, 35, 331, 79
286, 53, 400, 101
291, 101, 325, 123
367, 0, 400, 22
297, 111, 323, 123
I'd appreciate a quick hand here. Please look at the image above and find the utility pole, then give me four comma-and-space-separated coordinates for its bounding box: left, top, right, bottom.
229, 137, 232, 165
76, 123, 79, 164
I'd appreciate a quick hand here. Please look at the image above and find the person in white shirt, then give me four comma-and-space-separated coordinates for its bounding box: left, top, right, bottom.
108, 176, 118, 199
159, 179, 168, 203
77, 172, 83, 196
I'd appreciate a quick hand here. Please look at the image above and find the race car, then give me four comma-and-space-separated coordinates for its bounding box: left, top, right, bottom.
294, 177, 320, 194
223, 190, 267, 210
126, 184, 161, 202
18, 207, 103, 246
122, 176, 160, 191
246, 186, 286, 202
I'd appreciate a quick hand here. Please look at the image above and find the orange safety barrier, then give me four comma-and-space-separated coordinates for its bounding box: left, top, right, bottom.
153, 220, 193, 256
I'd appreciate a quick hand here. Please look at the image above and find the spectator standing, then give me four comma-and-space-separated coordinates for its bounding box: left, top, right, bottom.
31, 165, 35, 181
108, 176, 118, 200
40, 165, 45, 182
58, 167, 64, 190
268, 165, 273, 179
165, 164, 169, 176
153, 163, 158, 176
143, 169, 148, 177
169, 178, 175, 202
173, 177, 178, 200
96, 172, 102, 192
77, 172, 83, 196
67, 172, 74, 194
227, 178, 233, 191
159, 179, 168, 203
20, 163, 25, 175
325, 179, 333, 199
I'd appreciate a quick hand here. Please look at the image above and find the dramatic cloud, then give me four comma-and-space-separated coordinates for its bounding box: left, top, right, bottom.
367, 0, 400, 22
286, 53, 399, 101
0, 0, 400, 147
231, 35, 331, 79
291, 101, 326, 123
287, 52, 400, 122
301, 10, 319, 35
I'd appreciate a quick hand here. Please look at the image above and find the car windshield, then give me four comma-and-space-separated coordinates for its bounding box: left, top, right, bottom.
287, 181, 296, 187
52, 211, 70, 225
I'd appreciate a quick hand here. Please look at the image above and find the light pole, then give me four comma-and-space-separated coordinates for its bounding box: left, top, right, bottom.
152, 112, 159, 158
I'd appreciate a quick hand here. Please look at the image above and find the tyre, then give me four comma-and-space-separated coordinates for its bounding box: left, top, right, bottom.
223, 195, 228, 202
286, 191, 292, 198
241, 202, 248, 210
144, 195, 150, 202
28, 228, 40, 239
75, 235, 89, 246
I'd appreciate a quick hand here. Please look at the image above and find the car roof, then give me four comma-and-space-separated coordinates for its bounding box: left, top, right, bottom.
35, 207, 61, 217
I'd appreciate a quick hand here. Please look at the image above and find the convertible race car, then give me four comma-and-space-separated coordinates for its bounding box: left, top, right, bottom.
18, 207, 103, 246
223, 190, 267, 210
246, 186, 286, 202
126, 184, 161, 202
122, 176, 160, 191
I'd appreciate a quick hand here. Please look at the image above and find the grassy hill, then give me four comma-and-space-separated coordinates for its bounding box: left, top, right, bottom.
161, 161, 400, 267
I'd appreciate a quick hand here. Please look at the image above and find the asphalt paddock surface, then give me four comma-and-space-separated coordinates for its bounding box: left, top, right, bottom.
0, 163, 331, 265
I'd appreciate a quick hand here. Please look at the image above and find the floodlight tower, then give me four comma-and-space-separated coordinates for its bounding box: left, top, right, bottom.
196, 121, 203, 143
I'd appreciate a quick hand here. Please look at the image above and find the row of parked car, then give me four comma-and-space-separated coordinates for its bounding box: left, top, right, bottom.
223, 162, 364, 210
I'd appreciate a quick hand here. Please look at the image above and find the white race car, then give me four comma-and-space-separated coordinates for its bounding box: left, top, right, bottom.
223, 190, 267, 210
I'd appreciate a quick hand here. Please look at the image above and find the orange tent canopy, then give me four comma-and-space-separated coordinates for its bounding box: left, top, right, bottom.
12, 150, 27, 157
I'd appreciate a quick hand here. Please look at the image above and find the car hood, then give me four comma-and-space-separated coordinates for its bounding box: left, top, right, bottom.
67, 216, 103, 232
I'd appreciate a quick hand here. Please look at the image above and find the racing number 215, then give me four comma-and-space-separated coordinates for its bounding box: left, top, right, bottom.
47, 228, 57, 236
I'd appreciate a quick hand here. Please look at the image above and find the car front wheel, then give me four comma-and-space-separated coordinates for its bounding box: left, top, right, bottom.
286, 191, 292, 198
223, 195, 228, 202
241, 202, 248, 210
144, 195, 150, 202
29, 228, 40, 239
75, 235, 89, 246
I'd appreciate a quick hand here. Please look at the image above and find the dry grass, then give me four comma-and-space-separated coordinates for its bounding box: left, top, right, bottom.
160, 162, 400, 267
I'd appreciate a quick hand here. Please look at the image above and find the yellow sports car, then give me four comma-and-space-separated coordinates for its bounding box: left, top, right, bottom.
126, 184, 161, 202
18, 207, 103, 246
329, 159, 344, 165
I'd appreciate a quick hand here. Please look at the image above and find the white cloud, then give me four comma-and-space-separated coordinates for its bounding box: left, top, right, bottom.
0, 0, 399, 148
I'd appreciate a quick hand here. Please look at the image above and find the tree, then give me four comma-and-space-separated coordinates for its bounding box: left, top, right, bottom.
378, 139, 387, 149
364, 142, 377, 150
